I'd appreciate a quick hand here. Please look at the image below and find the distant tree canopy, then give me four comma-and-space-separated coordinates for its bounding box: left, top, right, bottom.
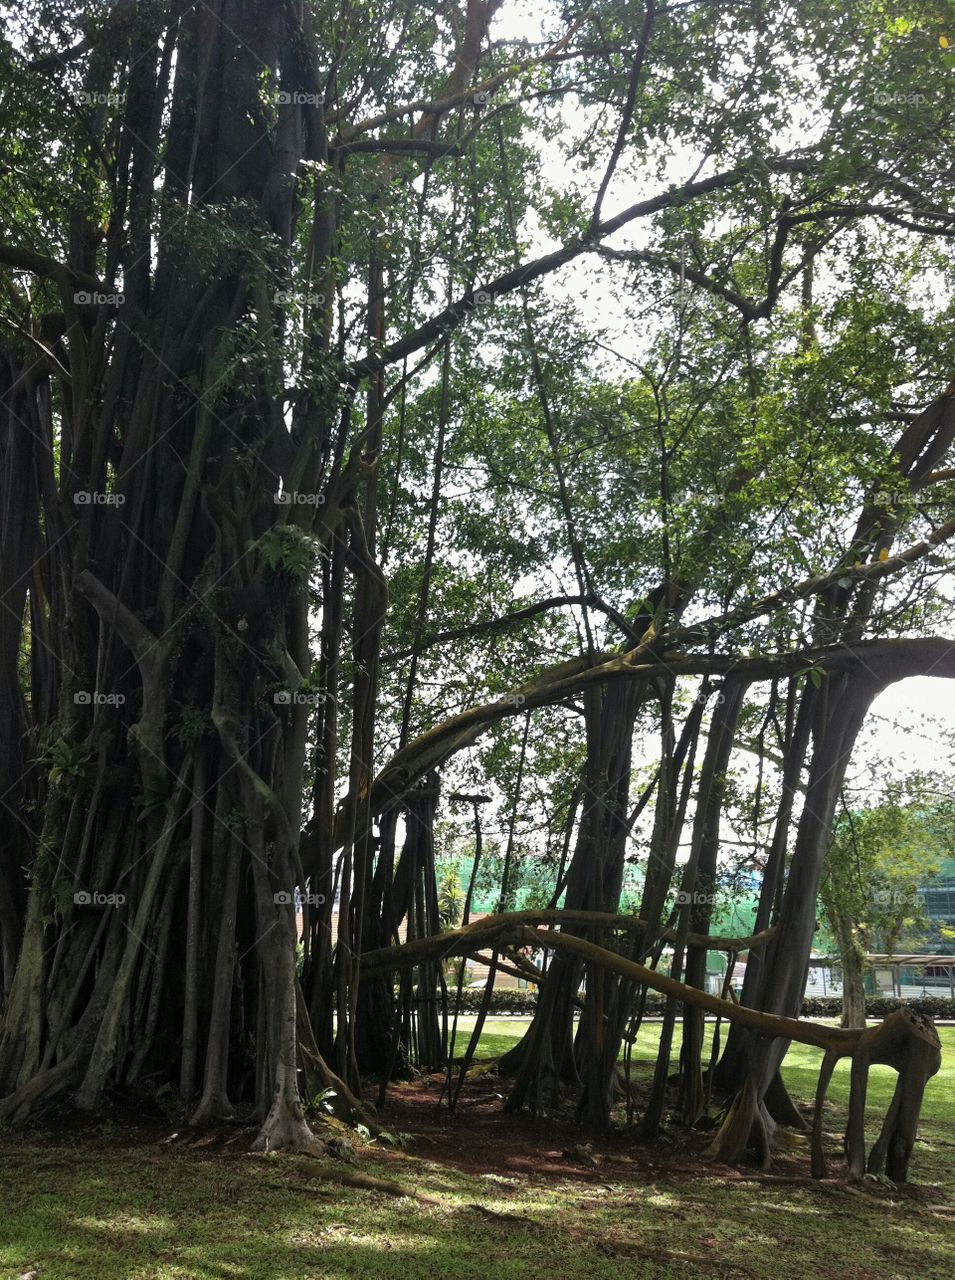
820, 777, 954, 1025
0, 0, 953, 1175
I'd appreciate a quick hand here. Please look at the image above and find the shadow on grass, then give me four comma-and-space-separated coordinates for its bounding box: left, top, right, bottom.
1, 1025, 954, 1280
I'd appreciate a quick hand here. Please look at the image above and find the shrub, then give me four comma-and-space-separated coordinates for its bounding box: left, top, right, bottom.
800, 997, 844, 1017
863, 995, 955, 1019
444, 990, 955, 1018
798, 995, 955, 1018
449, 989, 538, 1014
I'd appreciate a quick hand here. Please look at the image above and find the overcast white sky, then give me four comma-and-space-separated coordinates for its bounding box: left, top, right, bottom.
858, 678, 955, 779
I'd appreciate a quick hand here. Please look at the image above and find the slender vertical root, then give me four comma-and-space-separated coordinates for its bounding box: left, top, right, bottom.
811, 1048, 839, 1179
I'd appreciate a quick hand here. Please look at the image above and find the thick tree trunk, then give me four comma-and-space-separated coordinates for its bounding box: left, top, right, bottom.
708, 671, 882, 1162
0, 0, 335, 1149
505, 682, 640, 1121
834, 915, 868, 1029
641, 679, 747, 1137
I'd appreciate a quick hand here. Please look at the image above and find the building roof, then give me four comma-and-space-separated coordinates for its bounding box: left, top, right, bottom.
812, 953, 955, 967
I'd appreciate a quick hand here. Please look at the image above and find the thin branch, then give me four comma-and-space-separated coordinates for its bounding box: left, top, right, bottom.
348, 156, 814, 379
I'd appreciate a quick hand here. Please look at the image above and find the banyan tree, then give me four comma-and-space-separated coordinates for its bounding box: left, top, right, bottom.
0, 0, 953, 1173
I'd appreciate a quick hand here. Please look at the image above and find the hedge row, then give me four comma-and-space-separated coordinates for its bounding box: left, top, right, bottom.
449, 989, 955, 1018
800, 995, 955, 1019
452, 989, 538, 1014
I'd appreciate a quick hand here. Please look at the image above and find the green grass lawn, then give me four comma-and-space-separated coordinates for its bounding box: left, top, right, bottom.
465, 1016, 955, 1186
1, 1024, 953, 1280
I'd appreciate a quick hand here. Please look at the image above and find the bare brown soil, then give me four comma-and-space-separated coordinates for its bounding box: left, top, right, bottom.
11, 1070, 947, 1210
372, 1069, 791, 1184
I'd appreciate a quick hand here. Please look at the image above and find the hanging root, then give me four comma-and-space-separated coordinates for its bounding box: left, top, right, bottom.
764, 1069, 807, 1130
812, 1007, 941, 1183
0, 1052, 84, 1126
295, 980, 379, 1133
811, 1048, 840, 1179
705, 1076, 777, 1168
714, 1008, 941, 1181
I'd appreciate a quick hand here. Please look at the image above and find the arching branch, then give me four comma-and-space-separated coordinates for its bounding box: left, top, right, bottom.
359, 909, 777, 973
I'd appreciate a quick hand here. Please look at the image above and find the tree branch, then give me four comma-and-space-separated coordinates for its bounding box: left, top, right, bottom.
348, 156, 813, 379
381, 592, 638, 662
363, 920, 861, 1054
359, 909, 777, 973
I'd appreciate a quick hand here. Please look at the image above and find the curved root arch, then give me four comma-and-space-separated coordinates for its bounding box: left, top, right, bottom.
811, 1007, 942, 1183
367, 922, 942, 1182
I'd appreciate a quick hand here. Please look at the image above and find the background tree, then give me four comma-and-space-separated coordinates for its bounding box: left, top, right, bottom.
821, 773, 954, 1026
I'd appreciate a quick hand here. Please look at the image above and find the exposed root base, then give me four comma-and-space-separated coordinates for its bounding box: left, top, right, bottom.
250, 1097, 325, 1154
811, 1009, 941, 1184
